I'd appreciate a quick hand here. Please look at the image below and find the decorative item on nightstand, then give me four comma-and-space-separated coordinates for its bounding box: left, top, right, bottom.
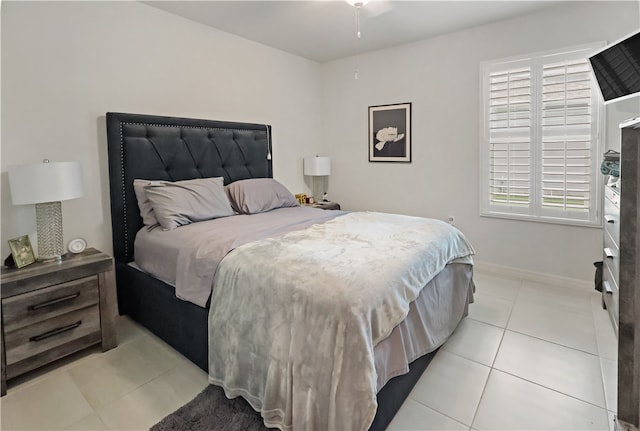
7, 235, 36, 268
67, 238, 87, 254
8, 160, 84, 262
303, 156, 331, 203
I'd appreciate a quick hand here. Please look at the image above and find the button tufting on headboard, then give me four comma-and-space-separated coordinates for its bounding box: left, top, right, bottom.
106, 113, 273, 264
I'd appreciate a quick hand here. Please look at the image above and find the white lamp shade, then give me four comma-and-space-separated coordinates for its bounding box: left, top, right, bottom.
8, 161, 84, 205
303, 156, 331, 176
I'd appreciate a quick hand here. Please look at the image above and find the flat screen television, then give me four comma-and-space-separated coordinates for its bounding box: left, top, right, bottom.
589, 30, 640, 104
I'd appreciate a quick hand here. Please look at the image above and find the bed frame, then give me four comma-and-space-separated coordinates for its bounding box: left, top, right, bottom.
106, 112, 435, 431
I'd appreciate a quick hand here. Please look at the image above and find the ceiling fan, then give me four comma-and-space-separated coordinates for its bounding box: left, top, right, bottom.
344, 0, 393, 38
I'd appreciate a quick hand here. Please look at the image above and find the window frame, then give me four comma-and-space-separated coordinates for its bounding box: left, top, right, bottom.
479, 43, 606, 228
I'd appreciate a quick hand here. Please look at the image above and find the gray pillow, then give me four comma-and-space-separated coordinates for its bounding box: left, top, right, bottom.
133, 179, 162, 227
145, 177, 234, 230
225, 178, 299, 215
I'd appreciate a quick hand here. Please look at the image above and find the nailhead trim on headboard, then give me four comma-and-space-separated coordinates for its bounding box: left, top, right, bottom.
107, 113, 273, 263
119, 123, 128, 256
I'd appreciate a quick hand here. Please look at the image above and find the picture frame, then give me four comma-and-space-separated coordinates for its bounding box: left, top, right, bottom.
8, 235, 36, 268
369, 102, 412, 163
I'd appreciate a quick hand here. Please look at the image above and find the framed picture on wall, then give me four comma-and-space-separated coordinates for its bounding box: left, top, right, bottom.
368, 102, 411, 163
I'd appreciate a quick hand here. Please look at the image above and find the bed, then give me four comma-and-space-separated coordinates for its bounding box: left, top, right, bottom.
106, 112, 475, 431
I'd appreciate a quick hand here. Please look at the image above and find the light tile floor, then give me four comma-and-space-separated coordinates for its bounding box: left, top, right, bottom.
1, 269, 618, 430
389, 270, 617, 431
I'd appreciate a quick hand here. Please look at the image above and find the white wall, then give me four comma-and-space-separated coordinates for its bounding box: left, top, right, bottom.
321, 1, 640, 281
1, 1, 323, 258
3, 1, 638, 282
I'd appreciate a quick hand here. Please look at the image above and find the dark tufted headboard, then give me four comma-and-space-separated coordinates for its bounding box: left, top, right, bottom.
106, 112, 273, 263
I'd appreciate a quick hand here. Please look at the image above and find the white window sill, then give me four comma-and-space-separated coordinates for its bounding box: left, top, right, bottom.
480, 210, 602, 229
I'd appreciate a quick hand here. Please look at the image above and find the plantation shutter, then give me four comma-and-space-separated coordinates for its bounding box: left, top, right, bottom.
539, 55, 598, 221
487, 61, 532, 213
481, 44, 603, 226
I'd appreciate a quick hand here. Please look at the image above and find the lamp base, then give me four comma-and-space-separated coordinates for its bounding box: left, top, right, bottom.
35, 201, 65, 261
312, 176, 327, 203
37, 255, 64, 263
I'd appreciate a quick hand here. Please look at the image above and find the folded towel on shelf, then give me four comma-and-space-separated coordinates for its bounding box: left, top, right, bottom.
601, 160, 620, 177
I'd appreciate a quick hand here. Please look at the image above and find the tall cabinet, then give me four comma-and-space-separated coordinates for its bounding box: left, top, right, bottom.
617, 116, 640, 431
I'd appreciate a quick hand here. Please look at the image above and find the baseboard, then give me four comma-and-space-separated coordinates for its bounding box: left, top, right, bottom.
473, 260, 594, 292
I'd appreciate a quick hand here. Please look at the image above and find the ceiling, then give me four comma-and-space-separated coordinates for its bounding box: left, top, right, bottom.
145, 0, 567, 63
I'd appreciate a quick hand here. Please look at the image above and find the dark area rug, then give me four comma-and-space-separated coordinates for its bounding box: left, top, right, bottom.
150, 385, 267, 431
151, 351, 436, 431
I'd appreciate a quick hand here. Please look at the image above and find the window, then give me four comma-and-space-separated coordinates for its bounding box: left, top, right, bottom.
480, 44, 605, 227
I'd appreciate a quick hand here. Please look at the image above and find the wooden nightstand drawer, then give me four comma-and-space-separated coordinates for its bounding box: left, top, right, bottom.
1, 248, 118, 396
2, 275, 99, 332
4, 305, 101, 368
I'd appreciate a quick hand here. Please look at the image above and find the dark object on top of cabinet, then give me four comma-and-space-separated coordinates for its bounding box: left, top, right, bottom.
594, 261, 603, 292
3, 254, 15, 269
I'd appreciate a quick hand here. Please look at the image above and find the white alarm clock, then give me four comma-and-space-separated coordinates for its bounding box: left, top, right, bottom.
67, 238, 87, 254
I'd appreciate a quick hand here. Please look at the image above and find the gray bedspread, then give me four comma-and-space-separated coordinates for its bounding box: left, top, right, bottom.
207, 211, 475, 431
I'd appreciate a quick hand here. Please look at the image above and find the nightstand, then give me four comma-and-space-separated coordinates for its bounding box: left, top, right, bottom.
0, 248, 117, 396
309, 201, 341, 210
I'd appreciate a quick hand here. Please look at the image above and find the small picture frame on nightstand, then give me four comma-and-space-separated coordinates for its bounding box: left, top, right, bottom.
8, 235, 36, 268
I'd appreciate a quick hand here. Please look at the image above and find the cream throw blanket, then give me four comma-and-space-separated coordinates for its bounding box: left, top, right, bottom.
208, 212, 475, 431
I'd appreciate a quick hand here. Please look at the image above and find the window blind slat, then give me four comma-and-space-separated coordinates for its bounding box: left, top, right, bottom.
487, 66, 533, 206
482, 45, 602, 224
540, 56, 596, 212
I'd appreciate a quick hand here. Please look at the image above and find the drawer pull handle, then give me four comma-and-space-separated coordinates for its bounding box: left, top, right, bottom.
604, 248, 616, 259
604, 215, 615, 223
30, 293, 80, 310
29, 321, 82, 342
603, 281, 613, 294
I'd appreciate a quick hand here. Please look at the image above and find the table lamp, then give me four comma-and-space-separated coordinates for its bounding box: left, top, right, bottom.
303, 156, 331, 202
8, 160, 84, 261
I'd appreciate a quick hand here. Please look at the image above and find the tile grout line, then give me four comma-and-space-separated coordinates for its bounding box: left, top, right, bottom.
405, 347, 492, 428
415, 276, 608, 430
406, 396, 473, 429
467, 295, 511, 429
79, 333, 185, 426
94, 360, 186, 430
467, 277, 605, 429
493, 367, 609, 411
441, 277, 521, 429
499, 279, 608, 411
4, 346, 103, 397
503, 279, 601, 355
504, 327, 600, 356
466, 316, 509, 330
